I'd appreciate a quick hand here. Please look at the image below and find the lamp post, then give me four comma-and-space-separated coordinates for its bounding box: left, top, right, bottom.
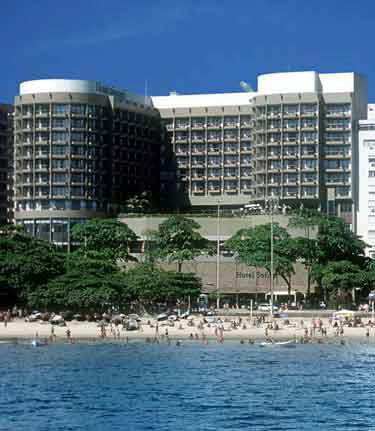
266, 196, 279, 318
216, 201, 221, 310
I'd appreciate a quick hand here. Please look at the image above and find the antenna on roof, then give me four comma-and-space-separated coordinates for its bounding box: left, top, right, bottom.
240, 81, 254, 92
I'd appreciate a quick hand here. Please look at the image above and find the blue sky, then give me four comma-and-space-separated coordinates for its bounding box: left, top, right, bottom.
1, 0, 374, 103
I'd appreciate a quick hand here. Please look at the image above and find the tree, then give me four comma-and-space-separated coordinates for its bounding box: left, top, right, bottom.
149, 215, 212, 272
226, 223, 299, 295
315, 260, 375, 305
310, 216, 369, 298
0, 226, 65, 302
124, 263, 202, 311
25, 254, 130, 312
288, 208, 322, 297
71, 218, 138, 264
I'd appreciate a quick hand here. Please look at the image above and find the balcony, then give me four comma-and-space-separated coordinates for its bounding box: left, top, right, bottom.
325, 111, 351, 118
283, 112, 299, 119
301, 112, 318, 118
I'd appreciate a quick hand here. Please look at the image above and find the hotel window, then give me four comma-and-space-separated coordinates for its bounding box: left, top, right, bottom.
35, 104, 50, 115
52, 104, 69, 114
71, 186, 85, 196
284, 132, 297, 142
52, 131, 68, 142
301, 173, 316, 183
71, 132, 86, 142
191, 117, 205, 128
36, 132, 49, 142
301, 186, 316, 196
301, 104, 317, 114
302, 159, 316, 169
268, 132, 281, 143
284, 119, 298, 129
175, 118, 189, 129
51, 118, 67, 128
208, 168, 221, 177
35, 145, 49, 156
175, 132, 188, 142
240, 116, 251, 127
72, 118, 86, 128
269, 119, 281, 129
52, 159, 68, 169
52, 145, 68, 156
207, 117, 221, 127
224, 180, 237, 190
52, 186, 68, 196
341, 202, 352, 213
71, 173, 85, 183
36, 118, 49, 128
224, 130, 237, 140
301, 119, 316, 129
224, 116, 238, 127
208, 131, 221, 141
71, 146, 86, 156
283, 104, 299, 115
71, 104, 86, 115
52, 173, 67, 182
22, 105, 33, 115
268, 105, 281, 116
336, 186, 350, 196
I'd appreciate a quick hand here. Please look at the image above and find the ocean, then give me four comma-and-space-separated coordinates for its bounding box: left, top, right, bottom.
0, 340, 374, 430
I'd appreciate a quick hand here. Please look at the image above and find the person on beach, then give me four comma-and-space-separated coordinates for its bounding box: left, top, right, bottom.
366, 327, 370, 338
66, 329, 71, 340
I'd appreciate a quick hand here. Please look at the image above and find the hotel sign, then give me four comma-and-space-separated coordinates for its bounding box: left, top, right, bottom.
236, 271, 270, 279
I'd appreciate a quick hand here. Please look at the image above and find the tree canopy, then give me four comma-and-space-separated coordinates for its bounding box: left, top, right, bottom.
226, 223, 299, 294
71, 218, 138, 263
149, 215, 212, 271
0, 225, 65, 302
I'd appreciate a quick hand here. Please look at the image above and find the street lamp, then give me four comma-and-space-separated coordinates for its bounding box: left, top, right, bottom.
265, 196, 279, 318
216, 200, 221, 310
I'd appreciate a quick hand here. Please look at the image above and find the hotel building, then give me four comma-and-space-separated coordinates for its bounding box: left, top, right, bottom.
13, 79, 161, 248
0, 103, 12, 223
357, 104, 375, 256
153, 71, 367, 229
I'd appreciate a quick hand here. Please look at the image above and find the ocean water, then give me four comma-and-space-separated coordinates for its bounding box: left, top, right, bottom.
0, 340, 375, 431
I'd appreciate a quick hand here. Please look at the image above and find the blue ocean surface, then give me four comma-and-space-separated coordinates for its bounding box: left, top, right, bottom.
0, 340, 375, 431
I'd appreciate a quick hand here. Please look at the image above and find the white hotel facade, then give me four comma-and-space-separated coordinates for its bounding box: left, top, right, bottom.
152, 71, 368, 231
8, 71, 373, 249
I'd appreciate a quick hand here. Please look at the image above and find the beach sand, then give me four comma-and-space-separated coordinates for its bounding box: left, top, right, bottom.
0, 317, 373, 343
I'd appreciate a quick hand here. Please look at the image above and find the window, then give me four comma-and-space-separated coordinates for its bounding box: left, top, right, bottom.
52, 186, 68, 196
71, 132, 86, 142
52, 104, 69, 114
35, 104, 50, 115
341, 202, 352, 213
52, 145, 68, 156
53, 173, 67, 182
72, 173, 85, 183
71, 104, 86, 115
72, 118, 86, 128
52, 159, 68, 169
52, 131, 68, 142
52, 118, 68, 128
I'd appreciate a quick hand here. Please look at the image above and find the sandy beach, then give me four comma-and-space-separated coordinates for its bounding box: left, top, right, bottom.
0, 316, 373, 343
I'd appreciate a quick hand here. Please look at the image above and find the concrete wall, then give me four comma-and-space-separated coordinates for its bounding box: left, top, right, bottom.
118, 214, 309, 241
